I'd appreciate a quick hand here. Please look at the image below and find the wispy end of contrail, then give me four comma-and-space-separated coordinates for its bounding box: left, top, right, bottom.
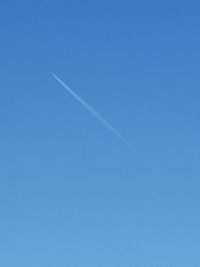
51, 73, 157, 172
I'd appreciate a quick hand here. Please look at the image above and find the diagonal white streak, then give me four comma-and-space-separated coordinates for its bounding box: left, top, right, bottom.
52, 73, 157, 171
52, 73, 134, 149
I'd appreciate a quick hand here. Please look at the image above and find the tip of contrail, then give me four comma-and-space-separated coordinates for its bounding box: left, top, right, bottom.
51, 72, 57, 78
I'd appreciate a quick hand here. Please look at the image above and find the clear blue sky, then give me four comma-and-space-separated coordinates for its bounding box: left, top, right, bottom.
0, 0, 200, 266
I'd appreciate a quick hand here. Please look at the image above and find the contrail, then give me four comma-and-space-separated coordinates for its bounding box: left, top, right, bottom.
52, 73, 157, 171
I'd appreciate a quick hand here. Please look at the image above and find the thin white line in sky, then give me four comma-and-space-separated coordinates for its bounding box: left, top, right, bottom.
52, 73, 157, 171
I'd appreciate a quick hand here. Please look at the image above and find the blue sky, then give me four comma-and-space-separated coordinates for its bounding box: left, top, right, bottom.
0, 0, 200, 266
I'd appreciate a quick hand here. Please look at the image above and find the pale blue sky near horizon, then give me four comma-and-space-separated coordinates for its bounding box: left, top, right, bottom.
0, 0, 200, 266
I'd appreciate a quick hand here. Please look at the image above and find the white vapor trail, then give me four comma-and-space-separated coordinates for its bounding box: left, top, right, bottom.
52, 73, 157, 171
